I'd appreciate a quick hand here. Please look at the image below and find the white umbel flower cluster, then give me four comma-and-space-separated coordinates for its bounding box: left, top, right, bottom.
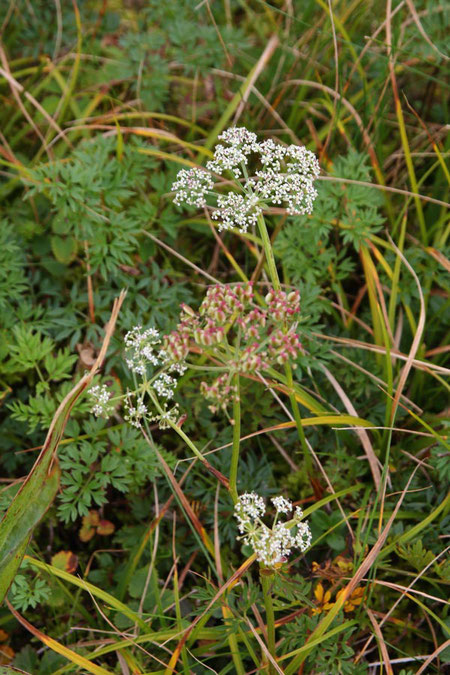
88, 384, 114, 418
172, 168, 214, 208
153, 372, 177, 399
212, 192, 261, 232
124, 397, 148, 428
171, 126, 320, 233
124, 325, 162, 375
234, 492, 312, 568
89, 325, 186, 430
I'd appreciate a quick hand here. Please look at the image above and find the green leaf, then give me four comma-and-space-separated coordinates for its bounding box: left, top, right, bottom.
0, 371, 94, 603
50, 235, 78, 264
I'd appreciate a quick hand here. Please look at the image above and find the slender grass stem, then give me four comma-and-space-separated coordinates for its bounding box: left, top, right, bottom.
229, 372, 241, 503
173, 562, 190, 674
222, 602, 246, 675
260, 569, 276, 674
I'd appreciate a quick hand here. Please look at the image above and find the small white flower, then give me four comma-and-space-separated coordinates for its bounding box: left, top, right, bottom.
124, 397, 147, 427
88, 384, 114, 418
218, 127, 259, 151
271, 496, 293, 514
295, 521, 312, 551
293, 505, 304, 521
153, 372, 177, 399
212, 192, 261, 233
149, 402, 180, 430
124, 325, 162, 374
171, 168, 214, 208
234, 492, 312, 568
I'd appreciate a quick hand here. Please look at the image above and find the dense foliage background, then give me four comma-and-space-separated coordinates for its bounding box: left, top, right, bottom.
0, 1, 448, 673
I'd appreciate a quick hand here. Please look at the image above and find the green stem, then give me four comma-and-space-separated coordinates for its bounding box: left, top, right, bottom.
260, 569, 276, 674
257, 212, 281, 292
285, 365, 313, 475
173, 564, 190, 674
229, 373, 241, 503
222, 601, 246, 675
257, 211, 314, 474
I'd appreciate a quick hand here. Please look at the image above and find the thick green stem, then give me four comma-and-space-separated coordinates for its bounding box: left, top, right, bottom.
285, 365, 313, 475
229, 373, 241, 503
260, 569, 276, 674
257, 212, 281, 292
257, 212, 314, 474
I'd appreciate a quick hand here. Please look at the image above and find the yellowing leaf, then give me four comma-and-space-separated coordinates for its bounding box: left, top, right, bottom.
96, 520, 115, 536
51, 551, 78, 574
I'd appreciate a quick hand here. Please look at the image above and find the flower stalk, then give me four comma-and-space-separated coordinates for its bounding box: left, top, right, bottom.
260, 569, 277, 674
257, 211, 313, 474
229, 372, 241, 503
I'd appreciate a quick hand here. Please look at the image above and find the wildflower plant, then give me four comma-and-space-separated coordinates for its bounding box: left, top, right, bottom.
1, 4, 448, 674
234, 493, 312, 568
165, 282, 301, 414
172, 127, 320, 233
89, 325, 184, 431
172, 128, 320, 479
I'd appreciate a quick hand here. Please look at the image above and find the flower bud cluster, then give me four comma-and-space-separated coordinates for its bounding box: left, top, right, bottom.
171, 126, 320, 233
234, 492, 312, 568
200, 374, 238, 415
200, 283, 253, 322
265, 289, 300, 321
164, 283, 302, 413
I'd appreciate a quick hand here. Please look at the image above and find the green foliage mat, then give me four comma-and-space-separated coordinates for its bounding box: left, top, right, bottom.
0, 0, 448, 673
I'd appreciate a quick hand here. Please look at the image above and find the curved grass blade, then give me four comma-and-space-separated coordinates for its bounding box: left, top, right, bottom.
6, 599, 113, 675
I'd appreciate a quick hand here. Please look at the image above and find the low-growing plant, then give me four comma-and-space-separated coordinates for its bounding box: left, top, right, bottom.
0, 1, 448, 673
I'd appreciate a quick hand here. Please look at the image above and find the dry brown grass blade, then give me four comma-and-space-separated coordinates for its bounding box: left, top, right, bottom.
214, 483, 224, 583
355, 545, 449, 663
0, 46, 72, 151
142, 232, 221, 285
405, 0, 449, 61
425, 246, 450, 273
329, 350, 422, 413
342, 1, 405, 93
6, 599, 113, 674
367, 578, 450, 606
150, 442, 215, 557
212, 68, 301, 144
318, 175, 450, 208
164, 554, 257, 674
297, 463, 421, 668
283, 79, 381, 177
415, 640, 450, 674
387, 236, 426, 423
246, 617, 286, 675
320, 365, 381, 489
233, 35, 279, 123
313, 332, 450, 376
321, 0, 339, 160
366, 608, 394, 675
